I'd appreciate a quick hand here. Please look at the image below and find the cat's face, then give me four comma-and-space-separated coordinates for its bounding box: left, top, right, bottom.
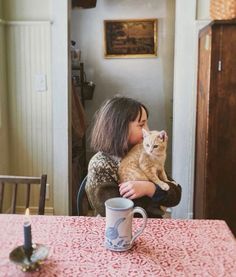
142, 129, 167, 155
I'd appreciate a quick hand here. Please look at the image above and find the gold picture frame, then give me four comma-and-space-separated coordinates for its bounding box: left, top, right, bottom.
104, 18, 158, 59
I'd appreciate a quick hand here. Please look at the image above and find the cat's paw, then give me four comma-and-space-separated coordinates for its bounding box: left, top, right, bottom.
160, 182, 170, 191
170, 180, 178, 186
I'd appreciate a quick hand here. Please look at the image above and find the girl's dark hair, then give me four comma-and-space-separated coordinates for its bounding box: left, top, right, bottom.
90, 96, 148, 157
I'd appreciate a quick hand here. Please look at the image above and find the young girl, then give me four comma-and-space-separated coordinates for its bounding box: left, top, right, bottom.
85, 96, 181, 217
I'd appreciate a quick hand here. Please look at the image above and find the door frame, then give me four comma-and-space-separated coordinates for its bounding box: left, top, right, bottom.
172, 0, 210, 218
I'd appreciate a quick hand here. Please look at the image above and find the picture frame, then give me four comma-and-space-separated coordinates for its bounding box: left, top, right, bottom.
104, 18, 158, 58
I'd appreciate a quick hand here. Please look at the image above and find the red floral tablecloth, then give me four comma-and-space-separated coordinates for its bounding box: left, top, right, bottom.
0, 215, 236, 276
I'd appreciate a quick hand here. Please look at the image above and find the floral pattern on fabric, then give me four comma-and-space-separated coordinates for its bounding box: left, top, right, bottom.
1, 215, 236, 276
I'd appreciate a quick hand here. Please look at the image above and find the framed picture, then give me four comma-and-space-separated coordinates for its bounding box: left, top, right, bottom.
104, 18, 158, 58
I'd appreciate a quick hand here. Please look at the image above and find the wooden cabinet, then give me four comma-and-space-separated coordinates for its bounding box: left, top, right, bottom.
194, 20, 236, 236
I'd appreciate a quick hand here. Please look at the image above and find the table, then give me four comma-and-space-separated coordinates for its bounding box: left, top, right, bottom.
0, 215, 236, 276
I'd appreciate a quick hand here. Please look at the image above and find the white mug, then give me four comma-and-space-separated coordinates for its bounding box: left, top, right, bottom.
105, 197, 147, 251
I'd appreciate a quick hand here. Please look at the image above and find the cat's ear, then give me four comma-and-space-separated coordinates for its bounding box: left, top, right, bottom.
159, 130, 168, 142
142, 128, 149, 138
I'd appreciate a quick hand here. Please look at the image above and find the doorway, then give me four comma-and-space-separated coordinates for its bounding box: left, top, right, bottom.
70, 0, 176, 215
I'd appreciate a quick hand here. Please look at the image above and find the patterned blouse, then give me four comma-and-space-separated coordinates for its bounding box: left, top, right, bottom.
85, 151, 182, 218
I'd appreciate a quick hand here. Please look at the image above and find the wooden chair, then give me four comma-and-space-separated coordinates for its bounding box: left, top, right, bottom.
77, 175, 88, 216
0, 174, 47, 215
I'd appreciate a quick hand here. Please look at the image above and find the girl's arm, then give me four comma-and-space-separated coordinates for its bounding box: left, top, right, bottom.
119, 180, 182, 207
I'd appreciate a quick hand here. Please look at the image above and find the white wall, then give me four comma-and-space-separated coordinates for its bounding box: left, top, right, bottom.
197, 0, 210, 19
71, 0, 175, 173
2, 0, 50, 20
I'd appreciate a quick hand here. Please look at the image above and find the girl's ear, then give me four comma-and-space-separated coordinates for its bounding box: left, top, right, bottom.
142, 128, 149, 138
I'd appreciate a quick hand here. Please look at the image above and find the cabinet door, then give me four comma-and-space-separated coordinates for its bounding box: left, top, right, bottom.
194, 29, 212, 218
207, 24, 236, 235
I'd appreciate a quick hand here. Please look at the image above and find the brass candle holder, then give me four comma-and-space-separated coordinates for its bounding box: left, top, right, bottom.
9, 243, 49, 272
9, 209, 48, 272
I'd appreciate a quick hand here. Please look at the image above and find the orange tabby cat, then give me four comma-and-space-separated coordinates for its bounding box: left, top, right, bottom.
118, 129, 172, 191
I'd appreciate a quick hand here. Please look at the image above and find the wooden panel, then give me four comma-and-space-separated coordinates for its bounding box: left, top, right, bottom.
207, 23, 236, 233
194, 27, 212, 218
6, 22, 53, 209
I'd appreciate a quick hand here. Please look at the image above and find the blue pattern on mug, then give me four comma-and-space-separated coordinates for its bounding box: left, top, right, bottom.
105, 217, 125, 240
105, 217, 131, 250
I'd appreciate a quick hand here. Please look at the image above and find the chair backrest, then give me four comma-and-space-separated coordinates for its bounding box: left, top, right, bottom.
77, 176, 88, 216
0, 174, 47, 215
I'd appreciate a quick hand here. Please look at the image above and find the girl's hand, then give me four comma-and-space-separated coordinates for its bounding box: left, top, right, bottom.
119, 181, 156, 200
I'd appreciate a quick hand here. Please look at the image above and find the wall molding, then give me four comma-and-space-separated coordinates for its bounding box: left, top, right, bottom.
16, 206, 54, 215
0, 19, 52, 25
